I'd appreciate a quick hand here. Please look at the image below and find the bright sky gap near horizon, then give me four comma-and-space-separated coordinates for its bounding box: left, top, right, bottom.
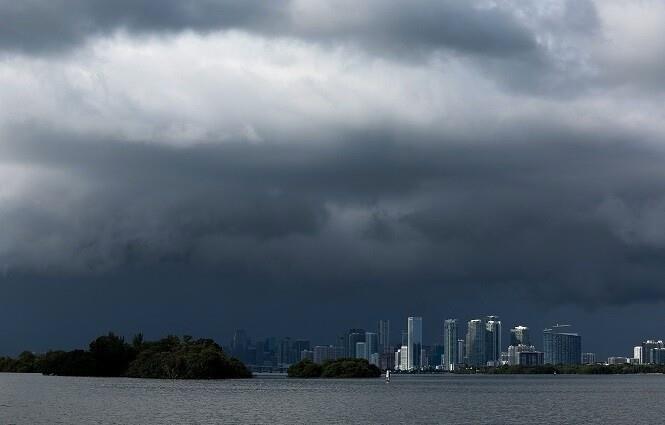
2, 0, 665, 358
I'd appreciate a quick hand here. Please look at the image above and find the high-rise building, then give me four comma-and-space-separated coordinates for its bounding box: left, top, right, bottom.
508, 344, 543, 366
457, 339, 465, 365
510, 326, 530, 347
313, 345, 336, 364
443, 319, 460, 371
365, 332, 378, 358
607, 357, 629, 365
466, 319, 486, 367
356, 342, 367, 360
634, 346, 643, 364
582, 352, 596, 364
401, 330, 409, 347
293, 340, 311, 360
400, 345, 409, 371
348, 329, 365, 359
486, 316, 502, 365
543, 325, 581, 365
408, 317, 423, 370
641, 340, 665, 364
378, 320, 391, 353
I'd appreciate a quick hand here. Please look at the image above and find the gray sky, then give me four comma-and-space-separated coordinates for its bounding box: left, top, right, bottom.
2, 0, 665, 357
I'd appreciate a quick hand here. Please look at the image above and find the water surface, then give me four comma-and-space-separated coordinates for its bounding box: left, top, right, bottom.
2, 373, 665, 424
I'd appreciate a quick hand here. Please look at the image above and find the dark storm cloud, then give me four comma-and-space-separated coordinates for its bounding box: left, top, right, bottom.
0, 0, 536, 58
4, 125, 665, 308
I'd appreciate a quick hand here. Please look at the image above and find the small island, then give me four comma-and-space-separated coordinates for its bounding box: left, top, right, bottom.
0, 332, 251, 379
287, 358, 381, 378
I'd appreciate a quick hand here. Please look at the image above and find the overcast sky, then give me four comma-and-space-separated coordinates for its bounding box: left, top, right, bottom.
2, 0, 665, 357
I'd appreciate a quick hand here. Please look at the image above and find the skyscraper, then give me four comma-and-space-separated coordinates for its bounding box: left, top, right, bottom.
348, 329, 365, 359
355, 342, 367, 360
407, 317, 423, 370
443, 319, 459, 371
543, 325, 581, 365
510, 326, 530, 347
457, 339, 465, 365
466, 319, 486, 367
378, 320, 391, 353
365, 332, 378, 358
231, 329, 248, 362
486, 316, 502, 365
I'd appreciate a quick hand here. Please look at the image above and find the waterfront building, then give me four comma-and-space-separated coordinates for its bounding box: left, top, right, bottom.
443, 319, 459, 371
510, 326, 530, 347
378, 320, 391, 353
543, 325, 581, 365
633, 346, 643, 364
399, 345, 409, 370
652, 347, 665, 365
507, 344, 543, 366
301, 350, 313, 362
486, 316, 502, 365
466, 319, 486, 367
641, 340, 665, 364
607, 357, 628, 365
408, 317, 423, 370
582, 352, 596, 364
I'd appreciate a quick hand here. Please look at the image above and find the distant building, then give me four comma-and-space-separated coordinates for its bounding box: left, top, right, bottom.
408, 317, 423, 370
633, 346, 643, 364
301, 350, 313, 362
510, 326, 530, 347
293, 340, 311, 361
355, 342, 367, 360
457, 339, 465, 365
607, 357, 628, 365
379, 351, 394, 370
313, 345, 336, 364
378, 320, 390, 353
653, 347, 665, 365
641, 340, 665, 364
466, 319, 486, 367
231, 329, 249, 363
443, 319, 460, 371
399, 345, 409, 371
348, 329, 365, 359
401, 330, 409, 347
543, 325, 581, 365
582, 352, 596, 364
486, 316, 502, 365
365, 332, 379, 358
508, 344, 543, 366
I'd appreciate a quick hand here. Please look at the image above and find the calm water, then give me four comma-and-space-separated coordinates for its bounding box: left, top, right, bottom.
2, 373, 665, 424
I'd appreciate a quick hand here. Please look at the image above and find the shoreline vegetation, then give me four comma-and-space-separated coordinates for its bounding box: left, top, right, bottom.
288, 358, 382, 378
0, 333, 251, 379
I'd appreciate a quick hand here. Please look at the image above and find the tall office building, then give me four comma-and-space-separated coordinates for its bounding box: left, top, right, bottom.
348, 329, 365, 359
466, 319, 486, 367
365, 332, 378, 358
543, 325, 581, 365
378, 320, 391, 353
443, 319, 460, 371
408, 317, 423, 370
510, 326, 530, 347
486, 316, 502, 365
313, 345, 336, 364
401, 330, 409, 347
634, 346, 643, 364
457, 339, 465, 365
355, 342, 368, 360
641, 340, 665, 364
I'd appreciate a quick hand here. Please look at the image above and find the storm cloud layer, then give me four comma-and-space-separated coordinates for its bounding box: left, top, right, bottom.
2, 0, 665, 350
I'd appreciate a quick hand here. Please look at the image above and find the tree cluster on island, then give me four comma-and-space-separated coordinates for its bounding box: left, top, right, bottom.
287, 358, 381, 378
0, 333, 251, 379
